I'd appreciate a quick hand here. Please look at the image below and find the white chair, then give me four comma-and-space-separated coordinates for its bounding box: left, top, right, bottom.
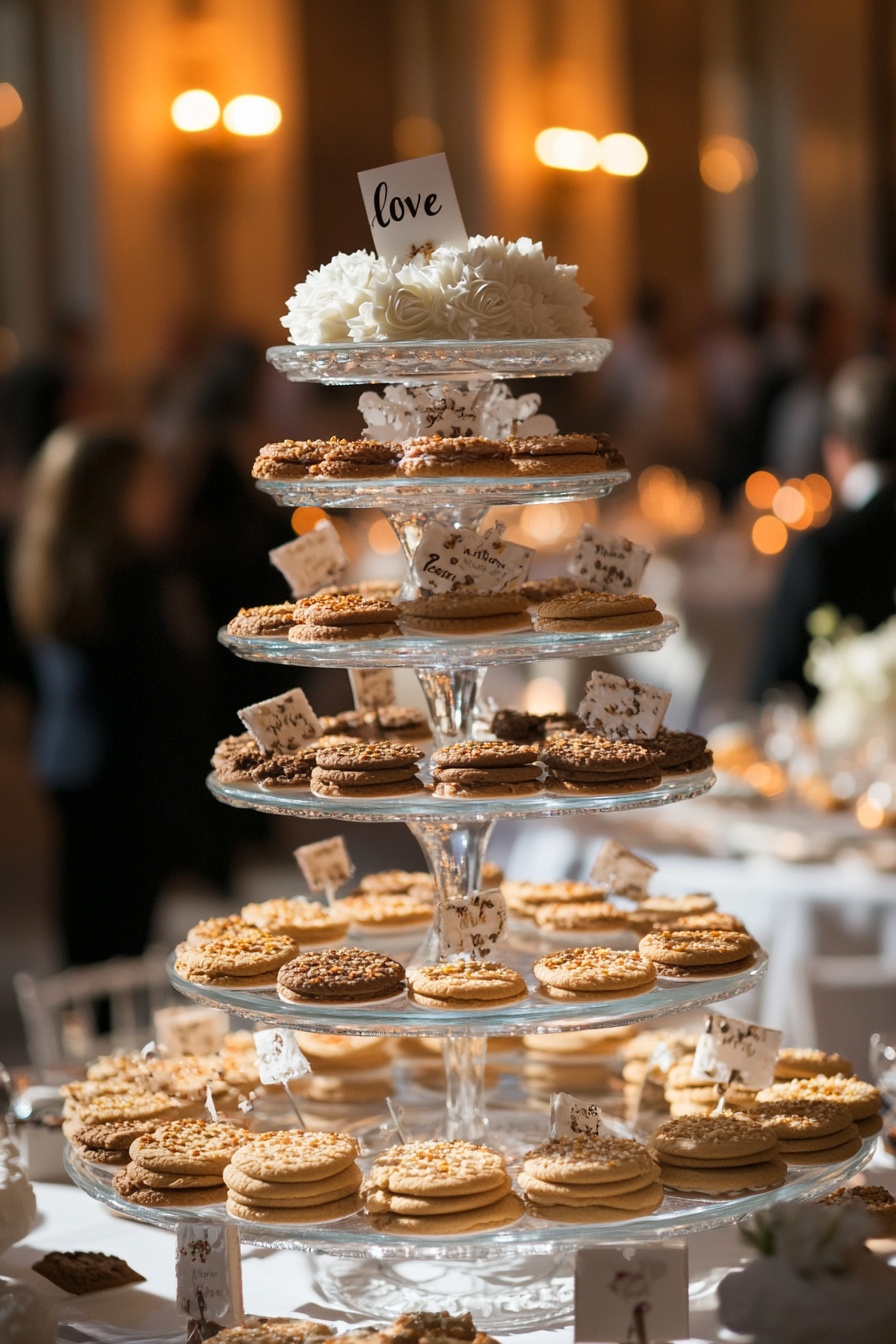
13, 949, 177, 1078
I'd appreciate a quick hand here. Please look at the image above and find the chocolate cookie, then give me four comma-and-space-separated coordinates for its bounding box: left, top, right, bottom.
642, 728, 713, 774
227, 603, 297, 637
277, 948, 406, 1003
490, 709, 545, 743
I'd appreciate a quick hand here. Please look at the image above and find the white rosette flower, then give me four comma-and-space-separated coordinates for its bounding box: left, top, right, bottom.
445, 275, 518, 340
282, 250, 386, 344
349, 272, 445, 342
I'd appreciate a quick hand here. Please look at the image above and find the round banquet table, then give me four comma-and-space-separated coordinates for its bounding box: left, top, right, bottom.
2, 1154, 895, 1343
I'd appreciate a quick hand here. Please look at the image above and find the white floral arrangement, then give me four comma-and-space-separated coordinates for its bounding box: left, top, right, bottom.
358, 382, 557, 442
281, 236, 596, 344
806, 613, 896, 754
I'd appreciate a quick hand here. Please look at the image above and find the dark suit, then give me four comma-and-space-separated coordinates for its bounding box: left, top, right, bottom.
752, 480, 896, 699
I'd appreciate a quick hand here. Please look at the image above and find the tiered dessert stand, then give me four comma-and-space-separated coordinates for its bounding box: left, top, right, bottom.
66, 338, 875, 1328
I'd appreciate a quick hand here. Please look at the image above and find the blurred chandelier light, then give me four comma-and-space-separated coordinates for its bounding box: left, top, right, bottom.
535, 127, 602, 172
171, 88, 220, 132
598, 132, 648, 177
699, 136, 757, 193
0, 82, 23, 129
223, 95, 281, 137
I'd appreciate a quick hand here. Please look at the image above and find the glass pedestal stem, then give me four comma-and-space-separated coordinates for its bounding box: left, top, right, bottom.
407, 818, 495, 901
443, 1035, 489, 1142
416, 667, 486, 746
386, 507, 489, 572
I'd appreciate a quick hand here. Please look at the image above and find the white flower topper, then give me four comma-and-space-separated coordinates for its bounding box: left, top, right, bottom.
569, 525, 651, 595
268, 519, 347, 599
412, 519, 533, 594
437, 888, 507, 960
691, 1012, 782, 1091
359, 381, 557, 442
578, 670, 670, 741
589, 839, 656, 896
238, 687, 321, 755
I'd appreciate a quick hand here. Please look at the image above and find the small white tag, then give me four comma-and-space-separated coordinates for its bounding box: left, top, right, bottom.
253, 1027, 312, 1087
575, 1244, 689, 1343
204, 1084, 218, 1124
294, 836, 354, 893
176, 1222, 243, 1328
153, 1006, 228, 1058
550, 1092, 603, 1139
238, 686, 321, 755
358, 153, 467, 261
578, 671, 670, 741
412, 519, 533, 594
691, 1013, 782, 1092
348, 667, 396, 711
359, 382, 556, 442
569, 526, 651, 596
268, 519, 347, 598
589, 840, 656, 897
436, 888, 507, 959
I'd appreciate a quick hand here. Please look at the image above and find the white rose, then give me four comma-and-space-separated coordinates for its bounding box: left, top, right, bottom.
445, 278, 517, 339
350, 276, 445, 341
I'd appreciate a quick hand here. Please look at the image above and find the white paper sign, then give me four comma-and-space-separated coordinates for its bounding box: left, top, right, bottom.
575, 1244, 689, 1344
589, 840, 656, 897
412, 520, 533, 594
238, 686, 321, 754
358, 153, 467, 261
691, 1013, 782, 1091
359, 382, 556, 442
578, 671, 670, 741
348, 667, 396, 711
253, 1027, 312, 1087
176, 1222, 243, 1328
436, 888, 507, 959
294, 836, 354, 892
569, 526, 651, 595
153, 1006, 228, 1058
550, 1092, 603, 1139
269, 520, 347, 598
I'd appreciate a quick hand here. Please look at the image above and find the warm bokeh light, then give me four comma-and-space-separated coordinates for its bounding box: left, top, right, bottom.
223, 95, 282, 137
170, 89, 220, 133
291, 506, 327, 535
772, 482, 810, 526
752, 514, 788, 555
638, 466, 705, 534
0, 82, 23, 129
804, 473, 832, 511
394, 115, 444, 159
599, 133, 648, 177
523, 676, 567, 716
519, 504, 569, 545
534, 126, 602, 172
744, 470, 779, 509
744, 760, 787, 796
856, 794, 887, 829
699, 136, 758, 193
367, 517, 401, 555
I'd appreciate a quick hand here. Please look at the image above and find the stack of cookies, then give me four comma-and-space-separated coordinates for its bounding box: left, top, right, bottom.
725, 1099, 861, 1165
174, 928, 299, 988
277, 947, 406, 1005
241, 896, 350, 946
650, 1115, 786, 1197
336, 891, 434, 934
619, 1030, 697, 1121
251, 743, 320, 790
637, 928, 758, 979
662, 1057, 757, 1118
519, 1135, 662, 1221
640, 728, 713, 775
310, 742, 424, 799
755, 1074, 882, 1138
212, 732, 266, 782
61, 1080, 193, 1139
363, 1139, 523, 1234
520, 1029, 631, 1101
397, 593, 531, 637
293, 1034, 394, 1105
69, 1119, 159, 1167
773, 1047, 854, 1082
399, 435, 511, 477
224, 1130, 362, 1224
113, 1119, 248, 1207
539, 735, 662, 795
507, 431, 625, 476
430, 741, 542, 799
306, 439, 400, 478
357, 868, 436, 896
290, 593, 401, 643
533, 947, 657, 1000
533, 900, 632, 940
534, 591, 663, 634
407, 961, 528, 1010
227, 603, 297, 637
501, 880, 608, 921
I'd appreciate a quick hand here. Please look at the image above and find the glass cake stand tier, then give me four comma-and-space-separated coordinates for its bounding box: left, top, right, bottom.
266, 337, 613, 385
219, 616, 679, 669
166, 948, 767, 1038
255, 468, 629, 511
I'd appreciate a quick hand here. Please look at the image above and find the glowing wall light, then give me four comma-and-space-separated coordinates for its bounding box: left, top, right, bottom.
699, 136, 758, 193
223, 95, 281, 137
751, 515, 788, 555
598, 133, 648, 177
535, 126, 602, 172
0, 82, 23, 129
171, 89, 220, 133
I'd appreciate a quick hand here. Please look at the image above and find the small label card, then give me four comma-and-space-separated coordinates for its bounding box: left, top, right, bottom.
412, 520, 533, 594
176, 1222, 243, 1330
269, 519, 347, 599
253, 1027, 312, 1087
238, 686, 321, 755
691, 1012, 782, 1091
349, 667, 396, 711
359, 382, 557, 443
575, 1244, 689, 1344
437, 888, 507, 959
294, 835, 354, 893
589, 840, 656, 897
578, 671, 670, 742
154, 1006, 229, 1058
569, 526, 652, 596
550, 1092, 603, 1139
358, 153, 467, 261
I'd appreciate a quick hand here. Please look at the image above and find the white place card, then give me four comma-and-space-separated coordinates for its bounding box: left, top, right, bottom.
269, 519, 347, 598
575, 1244, 689, 1343
358, 153, 467, 261
412, 520, 533, 594
569, 526, 651, 595
436, 888, 507, 960
550, 1092, 603, 1139
691, 1013, 783, 1091
253, 1027, 312, 1087
294, 836, 354, 893
153, 1006, 229, 1058
349, 667, 396, 711
578, 671, 670, 741
589, 840, 656, 896
176, 1222, 243, 1329
238, 687, 321, 755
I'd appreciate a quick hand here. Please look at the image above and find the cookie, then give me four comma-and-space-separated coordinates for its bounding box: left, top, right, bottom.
175, 929, 299, 982
432, 741, 539, 769
533, 947, 657, 994
536, 611, 664, 633
724, 1099, 853, 1140
224, 1168, 362, 1207
290, 621, 400, 643
540, 734, 656, 777
359, 869, 433, 893
521, 1135, 658, 1186
113, 1167, 225, 1206
367, 1141, 507, 1196
755, 1075, 881, 1121
434, 765, 543, 785
398, 592, 531, 635
669, 913, 746, 932
773, 1047, 854, 1080
314, 742, 424, 772
640, 728, 712, 774
129, 1120, 249, 1175
519, 577, 580, 604
125, 1162, 224, 1189
638, 928, 757, 968
637, 893, 717, 916
241, 897, 349, 944
229, 1130, 359, 1183
525, 1180, 664, 1212
277, 948, 405, 1003
294, 594, 399, 627
31, 1250, 146, 1294
545, 773, 663, 796
536, 591, 659, 622
433, 780, 542, 799
407, 961, 527, 1006
228, 604, 297, 637
227, 1191, 362, 1222
212, 732, 265, 781
651, 1115, 778, 1162
507, 432, 603, 458
490, 710, 545, 744
533, 901, 630, 933
651, 954, 756, 979
213, 1320, 333, 1344
369, 1191, 524, 1235
657, 1157, 787, 1195
517, 1170, 655, 1201
336, 892, 434, 930
318, 710, 379, 739
512, 454, 611, 477
70, 1119, 160, 1152
364, 1174, 513, 1216
252, 748, 318, 788
376, 706, 431, 740
311, 774, 423, 798
292, 1033, 392, 1069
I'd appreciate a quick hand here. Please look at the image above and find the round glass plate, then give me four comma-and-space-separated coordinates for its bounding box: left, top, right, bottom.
65, 1131, 874, 1258
207, 767, 715, 824
218, 616, 679, 670
266, 337, 613, 385
165, 946, 766, 1038
255, 468, 629, 511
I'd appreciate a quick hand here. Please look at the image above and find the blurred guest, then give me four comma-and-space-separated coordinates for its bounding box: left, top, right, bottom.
752, 357, 896, 698
9, 425, 189, 964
